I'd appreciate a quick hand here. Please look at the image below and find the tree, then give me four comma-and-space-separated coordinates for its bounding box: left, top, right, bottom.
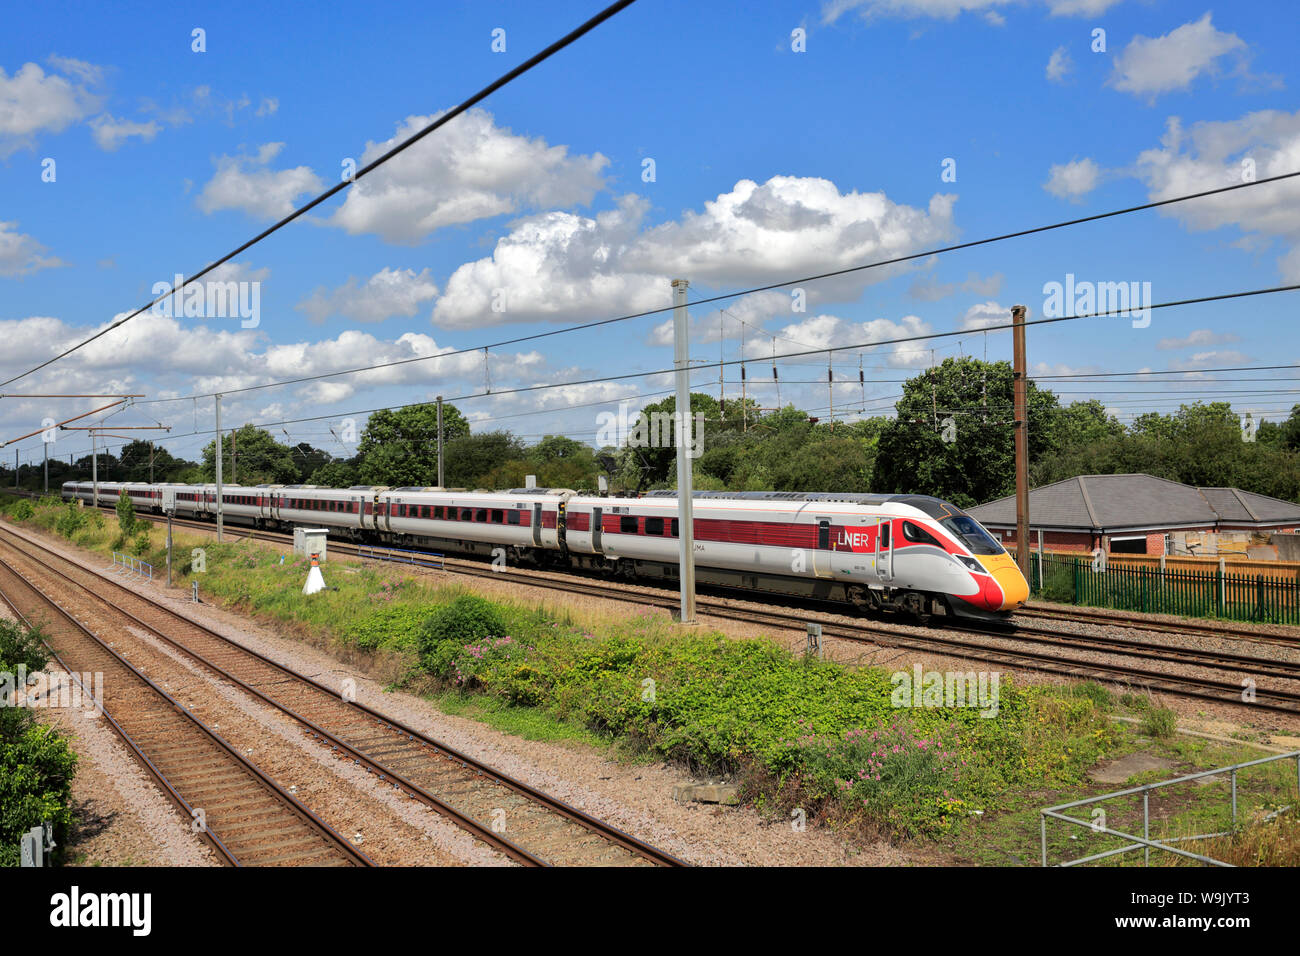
308, 460, 359, 488
287, 442, 334, 483
609, 392, 721, 491
874, 358, 1060, 508
441, 432, 525, 488
355, 403, 470, 486
115, 490, 137, 535
117, 440, 188, 482
200, 426, 297, 484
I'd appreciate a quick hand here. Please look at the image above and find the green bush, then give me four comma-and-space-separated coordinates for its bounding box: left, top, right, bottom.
1139, 707, 1178, 739
53, 502, 85, 540
0, 620, 49, 675
115, 490, 137, 536
9, 499, 34, 521
342, 604, 435, 651
1068, 681, 1114, 711
0, 620, 76, 866
417, 596, 506, 673
130, 530, 151, 557
796, 719, 968, 836
0, 723, 78, 866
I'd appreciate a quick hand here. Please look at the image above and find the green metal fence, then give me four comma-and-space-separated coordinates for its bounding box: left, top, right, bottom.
1027, 552, 1300, 625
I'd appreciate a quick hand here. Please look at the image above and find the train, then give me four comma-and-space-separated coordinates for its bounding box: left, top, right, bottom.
61, 480, 1029, 621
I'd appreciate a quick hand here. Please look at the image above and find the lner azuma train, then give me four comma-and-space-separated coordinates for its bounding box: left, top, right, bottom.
62, 481, 1029, 621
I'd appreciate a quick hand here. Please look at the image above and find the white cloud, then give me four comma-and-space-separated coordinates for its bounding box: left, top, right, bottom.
196, 142, 325, 219
762, 313, 936, 367
646, 291, 791, 348
1046, 45, 1073, 83
433, 194, 666, 328
820, 0, 1121, 24
296, 267, 440, 324
329, 108, 608, 244
1134, 110, 1300, 280
0, 221, 63, 277
256, 97, 278, 117
627, 176, 957, 295
959, 300, 1014, 332
1110, 13, 1247, 100
45, 56, 105, 86
89, 113, 161, 151
433, 176, 957, 329
1043, 157, 1101, 200
1169, 350, 1251, 370
0, 61, 103, 156
1156, 329, 1240, 350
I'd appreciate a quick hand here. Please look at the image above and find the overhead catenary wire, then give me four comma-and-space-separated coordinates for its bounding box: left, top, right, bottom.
0, 0, 641, 389
14, 282, 1300, 464
74, 169, 1300, 408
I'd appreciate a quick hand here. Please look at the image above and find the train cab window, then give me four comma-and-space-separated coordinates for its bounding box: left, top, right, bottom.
507, 509, 520, 526
620, 516, 639, 534
475, 509, 487, 522
645, 517, 664, 536
491, 509, 503, 524
902, 521, 943, 548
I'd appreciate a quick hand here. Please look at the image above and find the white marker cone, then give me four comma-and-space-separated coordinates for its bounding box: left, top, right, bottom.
303, 553, 327, 595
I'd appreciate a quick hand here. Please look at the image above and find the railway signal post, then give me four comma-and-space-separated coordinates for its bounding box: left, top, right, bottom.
672, 278, 697, 625
1012, 304, 1030, 580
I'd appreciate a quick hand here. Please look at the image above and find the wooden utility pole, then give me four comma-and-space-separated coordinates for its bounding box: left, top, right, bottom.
1012, 304, 1030, 579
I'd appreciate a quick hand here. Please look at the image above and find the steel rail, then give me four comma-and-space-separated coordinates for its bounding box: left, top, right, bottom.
0, 555, 372, 867
0, 524, 685, 867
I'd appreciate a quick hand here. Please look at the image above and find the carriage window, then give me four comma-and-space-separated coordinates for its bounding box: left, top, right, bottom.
902, 521, 943, 548
671, 518, 679, 537
491, 510, 503, 524
645, 517, 664, 536
620, 516, 638, 534
507, 509, 520, 525
475, 509, 487, 522
461, 509, 472, 521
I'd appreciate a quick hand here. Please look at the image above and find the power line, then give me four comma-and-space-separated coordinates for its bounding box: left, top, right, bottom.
0, 0, 640, 389
18, 280, 1300, 462
108, 169, 1300, 407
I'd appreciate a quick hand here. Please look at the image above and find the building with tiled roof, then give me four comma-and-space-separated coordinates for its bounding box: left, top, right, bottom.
967, 474, 1300, 556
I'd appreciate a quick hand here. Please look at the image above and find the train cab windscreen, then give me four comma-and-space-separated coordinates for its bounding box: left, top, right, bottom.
940, 514, 1004, 555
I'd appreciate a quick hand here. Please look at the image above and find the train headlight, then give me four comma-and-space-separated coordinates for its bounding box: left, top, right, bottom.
955, 554, 984, 574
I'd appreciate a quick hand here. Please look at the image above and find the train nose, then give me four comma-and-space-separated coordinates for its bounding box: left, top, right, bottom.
977, 553, 1030, 610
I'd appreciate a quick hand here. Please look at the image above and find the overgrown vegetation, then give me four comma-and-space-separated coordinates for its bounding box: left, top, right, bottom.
3, 500, 1124, 842
7, 496, 1286, 858
0, 620, 77, 867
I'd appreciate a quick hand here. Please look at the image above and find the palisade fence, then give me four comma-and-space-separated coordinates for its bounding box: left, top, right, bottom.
1025, 551, 1300, 625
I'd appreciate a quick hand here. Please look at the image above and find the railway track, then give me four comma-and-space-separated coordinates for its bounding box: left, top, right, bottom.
32, 505, 1300, 714
0, 554, 371, 867
1017, 603, 1300, 648
0, 524, 683, 867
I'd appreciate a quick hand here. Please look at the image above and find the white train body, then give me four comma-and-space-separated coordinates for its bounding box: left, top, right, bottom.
60, 481, 1027, 619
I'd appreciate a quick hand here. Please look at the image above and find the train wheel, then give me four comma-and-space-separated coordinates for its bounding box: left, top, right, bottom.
900, 591, 932, 625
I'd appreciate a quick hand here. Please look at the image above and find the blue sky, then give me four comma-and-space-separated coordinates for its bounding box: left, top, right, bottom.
2, 0, 1299, 470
